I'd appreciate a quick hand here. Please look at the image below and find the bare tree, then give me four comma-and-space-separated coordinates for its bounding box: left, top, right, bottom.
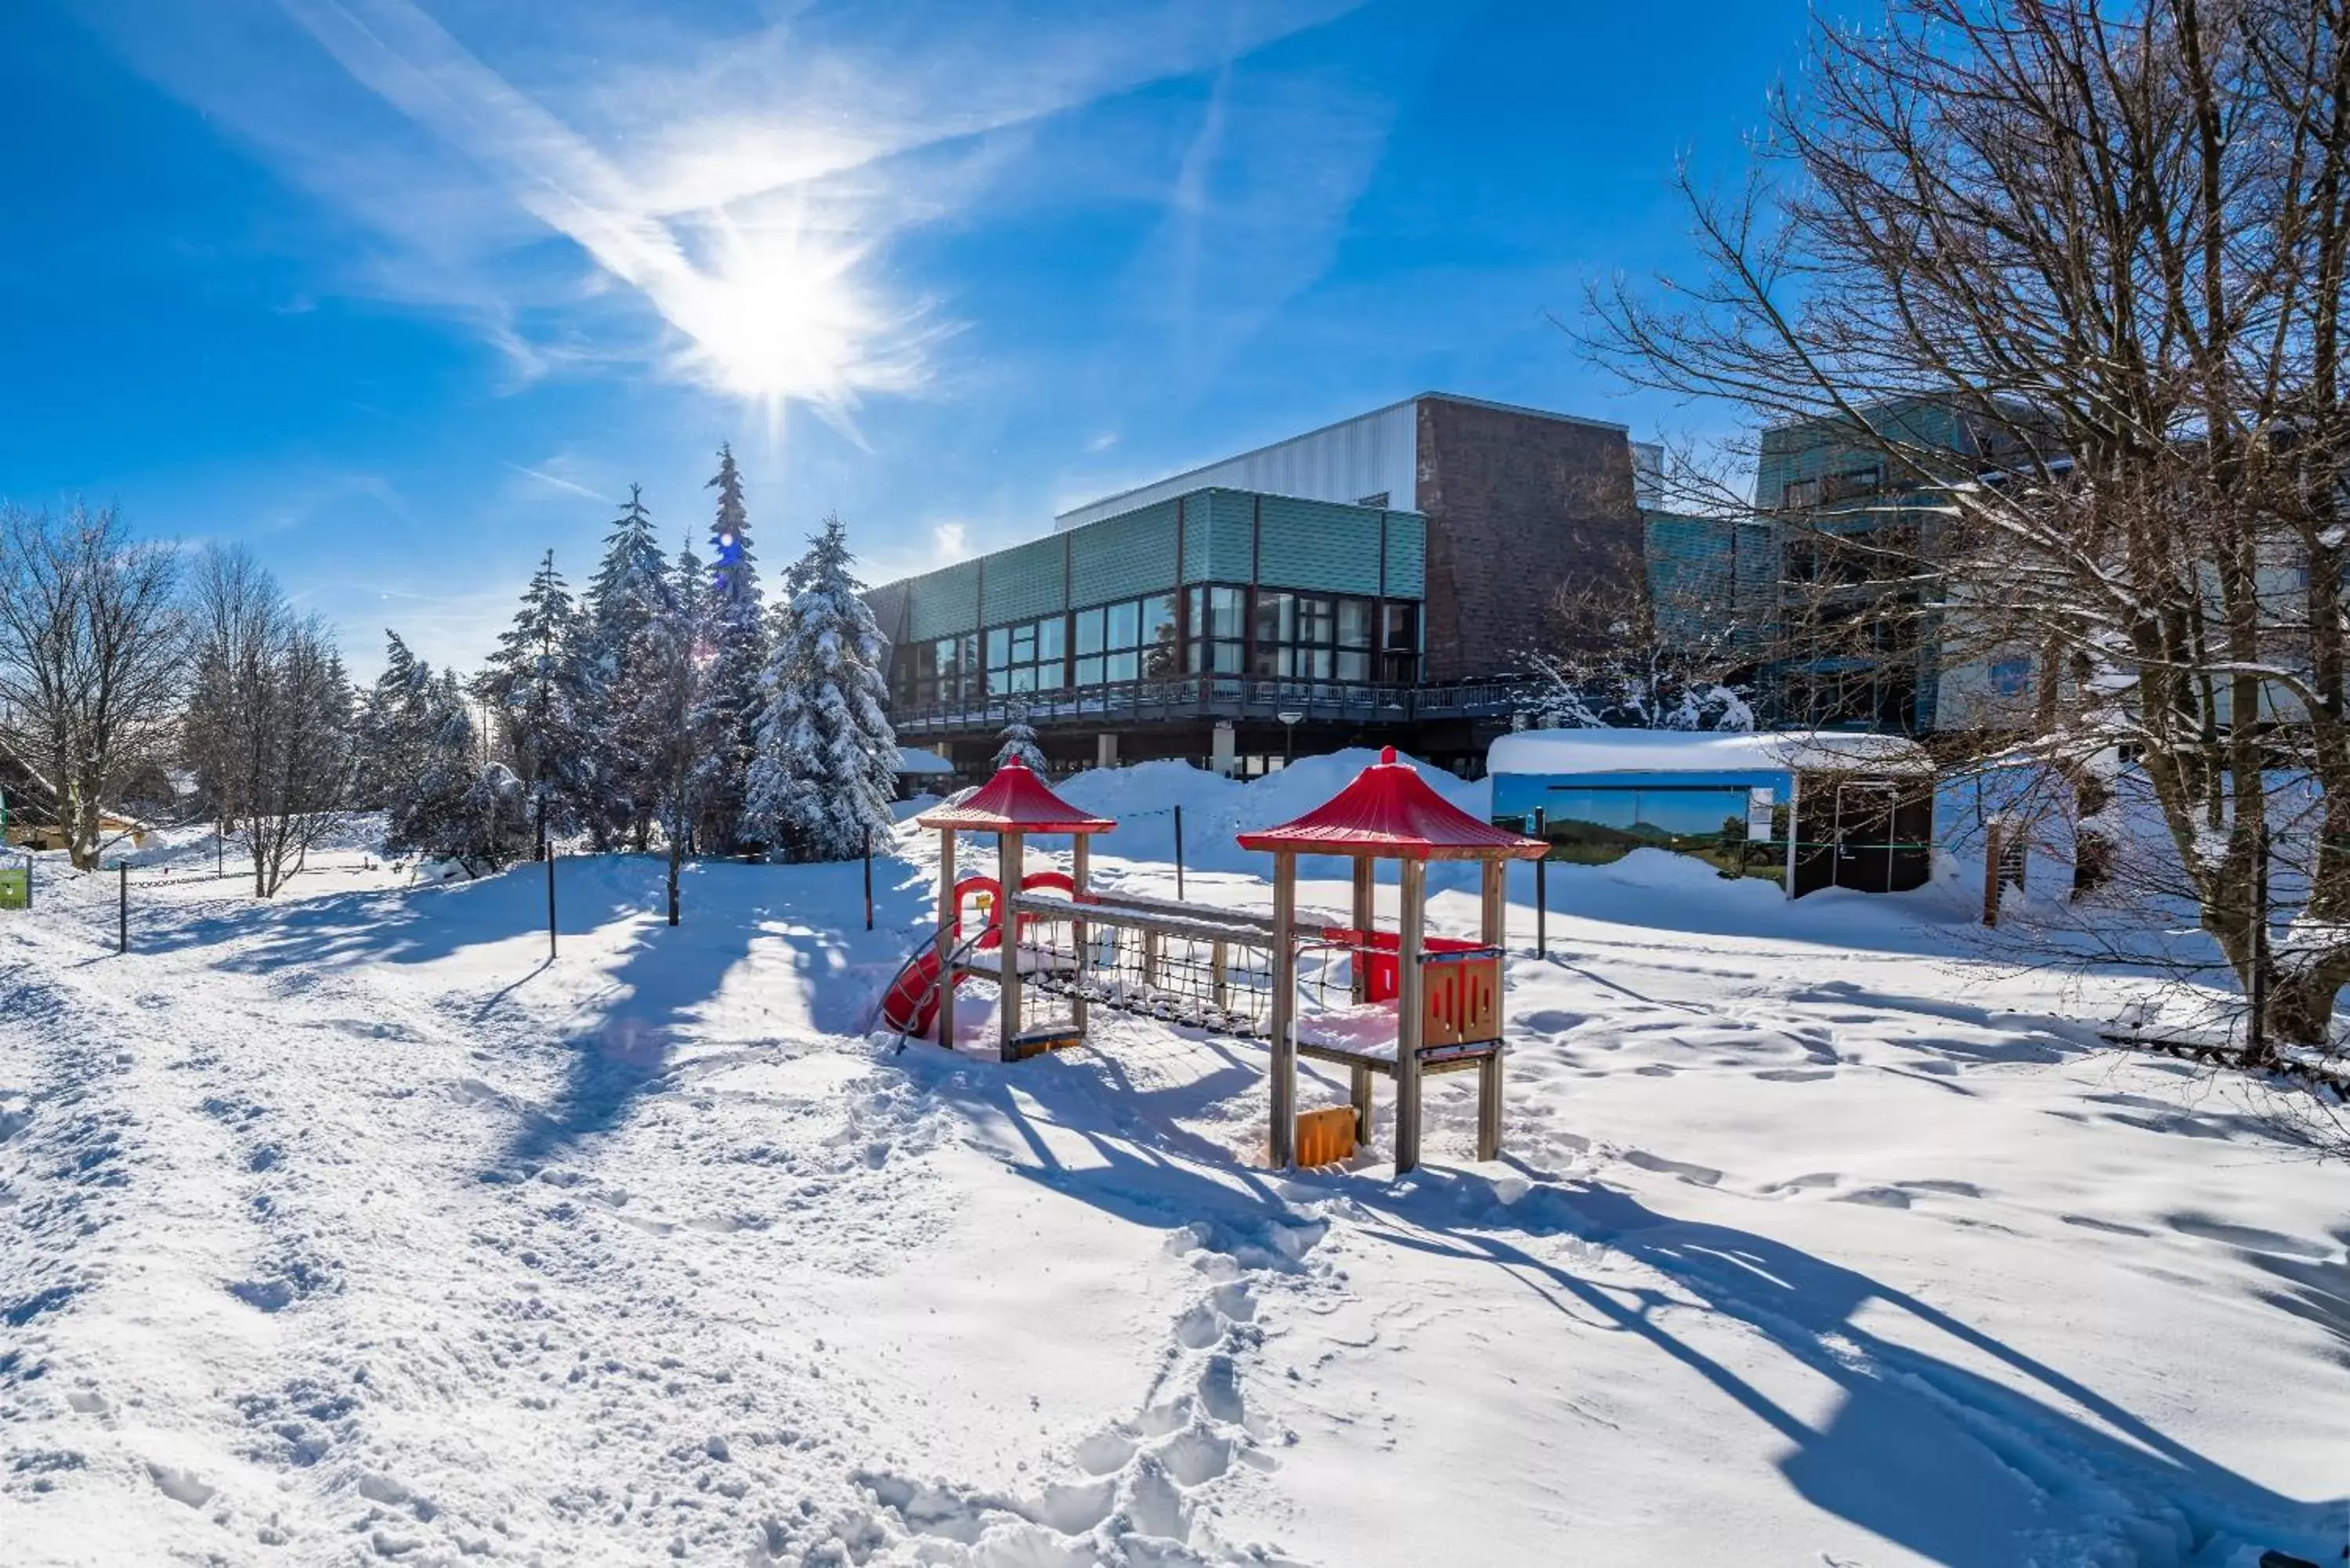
1524, 525, 1761, 729
0, 504, 183, 871
183, 546, 356, 897
1582, 0, 2350, 1061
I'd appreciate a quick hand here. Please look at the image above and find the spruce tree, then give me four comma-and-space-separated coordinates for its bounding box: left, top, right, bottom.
744, 514, 898, 862
476, 551, 592, 850
992, 703, 1047, 772
353, 632, 433, 811
691, 444, 767, 854
583, 484, 669, 849
387, 669, 527, 873
622, 537, 709, 922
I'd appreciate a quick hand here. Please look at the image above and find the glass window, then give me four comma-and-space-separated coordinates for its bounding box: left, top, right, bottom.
1380, 603, 1417, 652
1038, 617, 1065, 661
1009, 666, 1036, 693
1337, 649, 1370, 681
1299, 596, 1333, 646
1209, 586, 1245, 639
1074, 656, 1104, 687
985, 627, 1010, 669
1105, 650, 1139, 682
1338, 599, 1373, 649
1074, 608, 1104, 656
1010, 625, 1036, 663
988, 667, 1010, 695
1255, 591, 1292, 647
1106, 601, 1140, 650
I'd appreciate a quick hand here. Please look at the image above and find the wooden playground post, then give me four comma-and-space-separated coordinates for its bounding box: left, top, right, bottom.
1477, 858, 1506, 1162
935, 826, 958, 1046
1268, 851, 1299, 1169
1071, 835, 1090, 1034
1982, 818, 2002, 928
997, 829, 1025, 1059
1394, 857, 1428, 1175
1348, 853, 1376, 1143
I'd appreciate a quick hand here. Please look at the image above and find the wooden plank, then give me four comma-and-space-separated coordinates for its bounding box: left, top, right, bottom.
1477, 1050, 1503, 1161
1395, 857, 1427, 1176
1269, 852, 1298, 1169
935, 828, 957, 1047
997, 830, 1024, 1061
1071, 836, 1090, 1038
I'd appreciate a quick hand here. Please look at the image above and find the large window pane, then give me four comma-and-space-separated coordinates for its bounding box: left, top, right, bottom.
1010, 624, 1036, 663
1380, 603, 1418, 651
1038, 617, 1065, 661
1337, 599, 1373, 649
1213, 640, 1246, 674
1074, 608, 1103, 656
1075, 656, 1104, 687
985, 627, 1010, 669
1106, 601, 1140, 650
1009, 666, 1036, 693
1209, 587, 1246, 639
1105, 650, 1139, 682
988, 667, 1010, 695
1337, 649, 1370, 681
1300, 598, 1333, 645
1254, 591, 1292, 646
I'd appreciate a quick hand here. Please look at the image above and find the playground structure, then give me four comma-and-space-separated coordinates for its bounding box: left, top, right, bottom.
879, 750, 1545, 1174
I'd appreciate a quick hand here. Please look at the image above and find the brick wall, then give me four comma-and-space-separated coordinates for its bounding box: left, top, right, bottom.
1415, 398, 1643, 681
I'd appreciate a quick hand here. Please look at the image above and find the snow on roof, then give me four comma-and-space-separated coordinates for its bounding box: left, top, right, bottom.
1488, 728, 1933, 778
1236, 746, 1546, 861
916, 757, 1115, 835
894, 747, 956, 776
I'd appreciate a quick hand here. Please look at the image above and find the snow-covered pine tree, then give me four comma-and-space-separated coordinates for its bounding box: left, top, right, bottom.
582, 484, 670, 849
476, 551, 594, 853
743, 514, 898, 863
992, 703, 1047, 772
690, 444, 766, 855
386, 668, 528, 873
352, 632, 434, 810
621, 536, 710, 923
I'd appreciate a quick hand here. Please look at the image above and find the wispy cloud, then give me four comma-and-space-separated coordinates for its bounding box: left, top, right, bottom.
80, 0, 1367, 425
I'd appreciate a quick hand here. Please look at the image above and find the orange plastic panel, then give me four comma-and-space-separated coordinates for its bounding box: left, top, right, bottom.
1296, 1105, 1358, 1167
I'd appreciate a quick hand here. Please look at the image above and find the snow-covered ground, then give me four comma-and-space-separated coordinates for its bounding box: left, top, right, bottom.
2, 768, 2345, 1567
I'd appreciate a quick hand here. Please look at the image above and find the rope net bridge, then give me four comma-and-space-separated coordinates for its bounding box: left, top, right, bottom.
877, 751, 1546, 1176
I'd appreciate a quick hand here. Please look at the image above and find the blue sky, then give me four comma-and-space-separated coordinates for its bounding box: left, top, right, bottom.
2, 0, 1813, 675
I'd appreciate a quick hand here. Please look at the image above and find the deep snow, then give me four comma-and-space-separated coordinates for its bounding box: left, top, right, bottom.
1, 770, 2345, 1567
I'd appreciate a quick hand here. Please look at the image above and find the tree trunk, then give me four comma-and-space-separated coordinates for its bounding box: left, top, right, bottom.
667, 838, 682, 927
2262, 971, 2338, 1059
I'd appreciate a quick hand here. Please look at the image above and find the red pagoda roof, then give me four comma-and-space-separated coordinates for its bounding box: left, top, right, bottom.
1236, 747, 1548, 862
916, 757, 1115, 835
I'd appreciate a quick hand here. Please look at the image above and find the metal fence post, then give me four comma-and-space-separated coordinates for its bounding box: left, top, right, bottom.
118, 865, 128, 954
863, 826, 874, 931
1174, 804, 1185, 901
1532, 807, 1547, 959
546, 845, 558, 960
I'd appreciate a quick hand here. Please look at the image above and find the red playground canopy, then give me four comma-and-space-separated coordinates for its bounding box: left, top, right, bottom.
1237, 746, 1547, 862
916, 757, 1115, 836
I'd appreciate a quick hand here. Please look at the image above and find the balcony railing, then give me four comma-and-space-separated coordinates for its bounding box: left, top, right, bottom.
888, 676, 1528, 735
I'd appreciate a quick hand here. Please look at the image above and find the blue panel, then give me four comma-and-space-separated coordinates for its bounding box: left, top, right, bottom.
1256, 496, 1383, 594
1070, 499, 1180, 605
981, 537, 1065, 624
906, 562, 980, 640
1381, 512, 1426, 598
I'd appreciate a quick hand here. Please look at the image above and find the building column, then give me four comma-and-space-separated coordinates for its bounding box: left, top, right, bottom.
1211, 721, 1238, 777
1096, 732, 1120, 769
